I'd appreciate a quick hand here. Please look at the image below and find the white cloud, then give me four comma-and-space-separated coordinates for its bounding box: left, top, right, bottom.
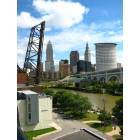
17, 0, 89, 29
17, 12, 43, 28
33, 0, 89, 29
17, 38, 28, 68
44, 21, 123, 52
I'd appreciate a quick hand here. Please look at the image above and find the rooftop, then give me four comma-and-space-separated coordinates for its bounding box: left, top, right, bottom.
18, 90, 38, 95
95, 43, 117, 45
17, 90, 52, 100
53, 129, 107, 140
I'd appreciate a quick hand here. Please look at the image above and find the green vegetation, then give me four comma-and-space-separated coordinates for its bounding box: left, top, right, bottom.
85, 81, 123, 95
43, 88, 55, 96
103, 81, 123, 95
50, 80, 123, 95
44, 87, 122, 113
87, 122, 112, 133
86, 81, 102, 93
43, 88, 123, 137
112, 98, 123, 125
81, 112, 98, 121
98, 110, 112, 125
24, 127, 56, 140
85, 111, 112, 133
112, 98, 123, 135
112, 135, 123, 140
44, 89, 92, 119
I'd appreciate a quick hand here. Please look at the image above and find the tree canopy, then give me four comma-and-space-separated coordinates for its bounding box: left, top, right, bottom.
44, 89, 92, 118
112, 98, 123, 125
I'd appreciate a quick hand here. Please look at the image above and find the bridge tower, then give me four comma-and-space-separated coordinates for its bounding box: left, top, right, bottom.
23, 21, 45, 84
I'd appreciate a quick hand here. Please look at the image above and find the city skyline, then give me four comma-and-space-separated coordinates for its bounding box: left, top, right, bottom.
17, 0, 123, 69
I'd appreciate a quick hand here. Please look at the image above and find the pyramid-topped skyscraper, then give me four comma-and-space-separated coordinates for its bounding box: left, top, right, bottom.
45, 40, 55, 72
84, 42, 91, 62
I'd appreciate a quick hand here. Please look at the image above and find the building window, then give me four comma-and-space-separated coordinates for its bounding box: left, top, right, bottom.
28, 113, 31, 121
28, 103, 31, 112
28, 96, 31, 102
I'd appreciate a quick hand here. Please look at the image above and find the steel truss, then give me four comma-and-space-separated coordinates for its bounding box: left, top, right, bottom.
23, 21, 45, 84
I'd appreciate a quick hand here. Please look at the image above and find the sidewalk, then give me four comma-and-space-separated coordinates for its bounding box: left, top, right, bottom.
33, 122, 62, 140
106, 126, 120, 136
82, 120, 101, 124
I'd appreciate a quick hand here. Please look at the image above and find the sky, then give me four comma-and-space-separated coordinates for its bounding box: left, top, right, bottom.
17, 0, 123, 71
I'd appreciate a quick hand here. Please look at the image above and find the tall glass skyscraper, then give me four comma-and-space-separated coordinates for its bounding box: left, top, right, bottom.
45, 40, 55, 72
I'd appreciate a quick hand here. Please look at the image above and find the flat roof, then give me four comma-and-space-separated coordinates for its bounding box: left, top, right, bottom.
17, 90, 52, 100
54, 129, 106, 140
95, 43, 117, 45
18, 90, 38, 95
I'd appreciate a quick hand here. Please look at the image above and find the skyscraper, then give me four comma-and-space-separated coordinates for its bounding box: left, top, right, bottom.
45, 40, 55, 72
77, 60, 91, 74
59, 59, 70, 79
95, 43, 117, 72
84, 42, 91, 62
70, 51, 79, 74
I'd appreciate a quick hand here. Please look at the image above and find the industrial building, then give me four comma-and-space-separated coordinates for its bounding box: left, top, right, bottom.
95, 43, 117, 72
17, 90, 53, 132
17, 65, 29, 86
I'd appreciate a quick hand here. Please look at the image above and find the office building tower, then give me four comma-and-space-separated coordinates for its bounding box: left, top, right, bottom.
59, 59, 70, 79
70, 51, 79, 74
117, 63, 122, 68
84, 42, 91, 62
45, 40, 55, 72
77, 60, 91, 73
95, 43, 117, 72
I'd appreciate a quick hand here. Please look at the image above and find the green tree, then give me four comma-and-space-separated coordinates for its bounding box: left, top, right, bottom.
53, 90, 92, 118
98, 111, 112, 126
70, 95, 92, 118
44, 89, 55, 96
112, 98, 123, 125
105, 81, 123, 95
112, 98, 123, 135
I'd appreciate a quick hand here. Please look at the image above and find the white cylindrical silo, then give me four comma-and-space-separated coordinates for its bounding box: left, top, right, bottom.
95, 43, 117, 72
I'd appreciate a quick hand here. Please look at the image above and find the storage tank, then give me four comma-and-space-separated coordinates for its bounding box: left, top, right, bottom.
95, 43, 117, 72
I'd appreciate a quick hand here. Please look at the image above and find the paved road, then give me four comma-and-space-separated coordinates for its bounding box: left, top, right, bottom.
39, 112, 112, 140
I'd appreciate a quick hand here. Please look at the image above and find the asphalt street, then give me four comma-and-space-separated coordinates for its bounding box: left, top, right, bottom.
39, 112, 112, 140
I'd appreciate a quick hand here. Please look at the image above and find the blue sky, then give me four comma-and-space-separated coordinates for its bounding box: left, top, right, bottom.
17, 0, 123, 70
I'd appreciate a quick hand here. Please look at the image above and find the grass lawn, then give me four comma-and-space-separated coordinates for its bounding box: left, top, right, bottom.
81, 112, 99, 121
87, 122, 112, 133
112, 135, 123, 140
24, 127, 56, 140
